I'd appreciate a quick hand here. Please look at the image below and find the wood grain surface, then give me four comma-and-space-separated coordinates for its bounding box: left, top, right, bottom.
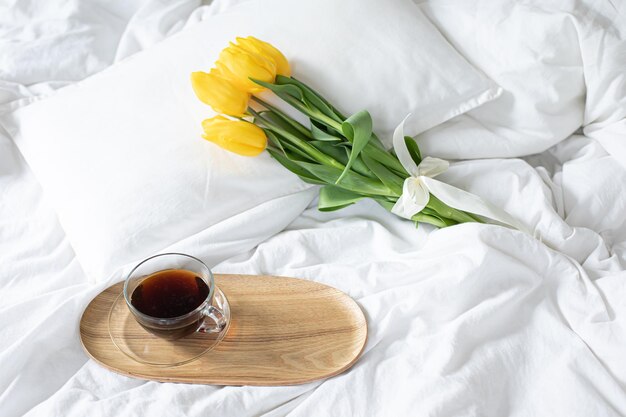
80, 274, 367, 386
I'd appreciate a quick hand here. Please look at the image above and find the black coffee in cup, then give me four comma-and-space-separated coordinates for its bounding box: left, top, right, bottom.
129, 269, 212, 339
131, 269, 209, 318
124, 254, 226, 341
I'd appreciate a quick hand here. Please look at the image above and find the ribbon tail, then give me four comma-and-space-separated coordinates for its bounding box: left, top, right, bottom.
421, 176, 532, 234
392, 114, 419, 176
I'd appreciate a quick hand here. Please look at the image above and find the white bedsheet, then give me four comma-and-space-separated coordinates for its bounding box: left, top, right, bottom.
1, 1, 626, 416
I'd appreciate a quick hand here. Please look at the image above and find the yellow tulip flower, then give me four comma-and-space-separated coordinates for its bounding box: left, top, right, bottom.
191, 69, 250, 117
235, 36, 291, 77
216, 45, 276, 94
201, 116, 267, 157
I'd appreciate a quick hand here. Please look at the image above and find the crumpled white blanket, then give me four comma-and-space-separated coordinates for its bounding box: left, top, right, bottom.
1, 0, 626, 416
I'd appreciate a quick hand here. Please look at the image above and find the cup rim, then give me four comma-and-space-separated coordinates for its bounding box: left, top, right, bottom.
123, 252, 215, 323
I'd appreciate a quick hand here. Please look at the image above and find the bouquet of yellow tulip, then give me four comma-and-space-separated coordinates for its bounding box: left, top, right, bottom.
190, 37, 484, 228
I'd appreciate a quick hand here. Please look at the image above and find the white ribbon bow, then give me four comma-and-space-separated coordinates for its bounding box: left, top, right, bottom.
391, 115, 531, 234
391, 156, 449, 218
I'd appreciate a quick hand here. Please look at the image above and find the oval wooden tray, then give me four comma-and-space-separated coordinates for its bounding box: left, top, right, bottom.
80, 274, 367, 386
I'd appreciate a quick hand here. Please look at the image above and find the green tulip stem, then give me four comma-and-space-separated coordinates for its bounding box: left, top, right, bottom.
426, 195, 483, 224
276, 94, 344, 133
411, 213, 450, 228
248, 107, 346, 171
250, 96, 313, 139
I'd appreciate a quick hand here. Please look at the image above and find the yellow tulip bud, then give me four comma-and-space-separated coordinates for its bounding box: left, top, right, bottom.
191, 69, 250, 117
235, 36, 291, 77
201, 116, 267, 157
216, 45, 276, 94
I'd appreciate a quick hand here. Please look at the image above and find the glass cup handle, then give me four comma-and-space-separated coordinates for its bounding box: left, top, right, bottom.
197, 305, 227, 333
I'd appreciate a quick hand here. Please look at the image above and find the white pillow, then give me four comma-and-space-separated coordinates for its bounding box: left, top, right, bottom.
416, 1, 588, 159
1, 0, 500, 280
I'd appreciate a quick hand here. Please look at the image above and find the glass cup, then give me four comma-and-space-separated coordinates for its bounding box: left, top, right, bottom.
123, 253, 227, 340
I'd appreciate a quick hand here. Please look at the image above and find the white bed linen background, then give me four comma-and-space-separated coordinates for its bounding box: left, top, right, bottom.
1, 0, 626, 416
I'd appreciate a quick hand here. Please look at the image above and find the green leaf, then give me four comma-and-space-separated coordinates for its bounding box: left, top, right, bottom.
251, 96, 312, 139
318, 186, 365, 211
413, 213, 448, 228
258, 85, 341, 132
311, 140, 349, 164
368, 132, 386, 150
419, 207, 456, 226
283, 141, 318, 162
426, 195, 478, 224
266, 148, 325, 185
264, 129, 285, 152
259, 111, 308, 141
253, 109, 345, 170
265, 129, 315, 162
412, 209, 457, 228
302, 96, 342, 124
251, 78, 304, 100
276, 75, 385, 150
276, 75, 345, 122
274, 76, 390, 151
361, 153, 404, 195
337, 110, 373, 184
361, 143, 409, 177
310, 120, 343, 142
310, 140, 373, 178
349, 155, 377, 179
298, 162, 393, 196
404, 136, 422, 165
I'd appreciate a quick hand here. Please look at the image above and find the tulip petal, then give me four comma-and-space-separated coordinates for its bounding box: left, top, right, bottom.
236, 36, 291, 77
191, 71, 249, 117
201, 116, 267, 157
216, 45, 276, 94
